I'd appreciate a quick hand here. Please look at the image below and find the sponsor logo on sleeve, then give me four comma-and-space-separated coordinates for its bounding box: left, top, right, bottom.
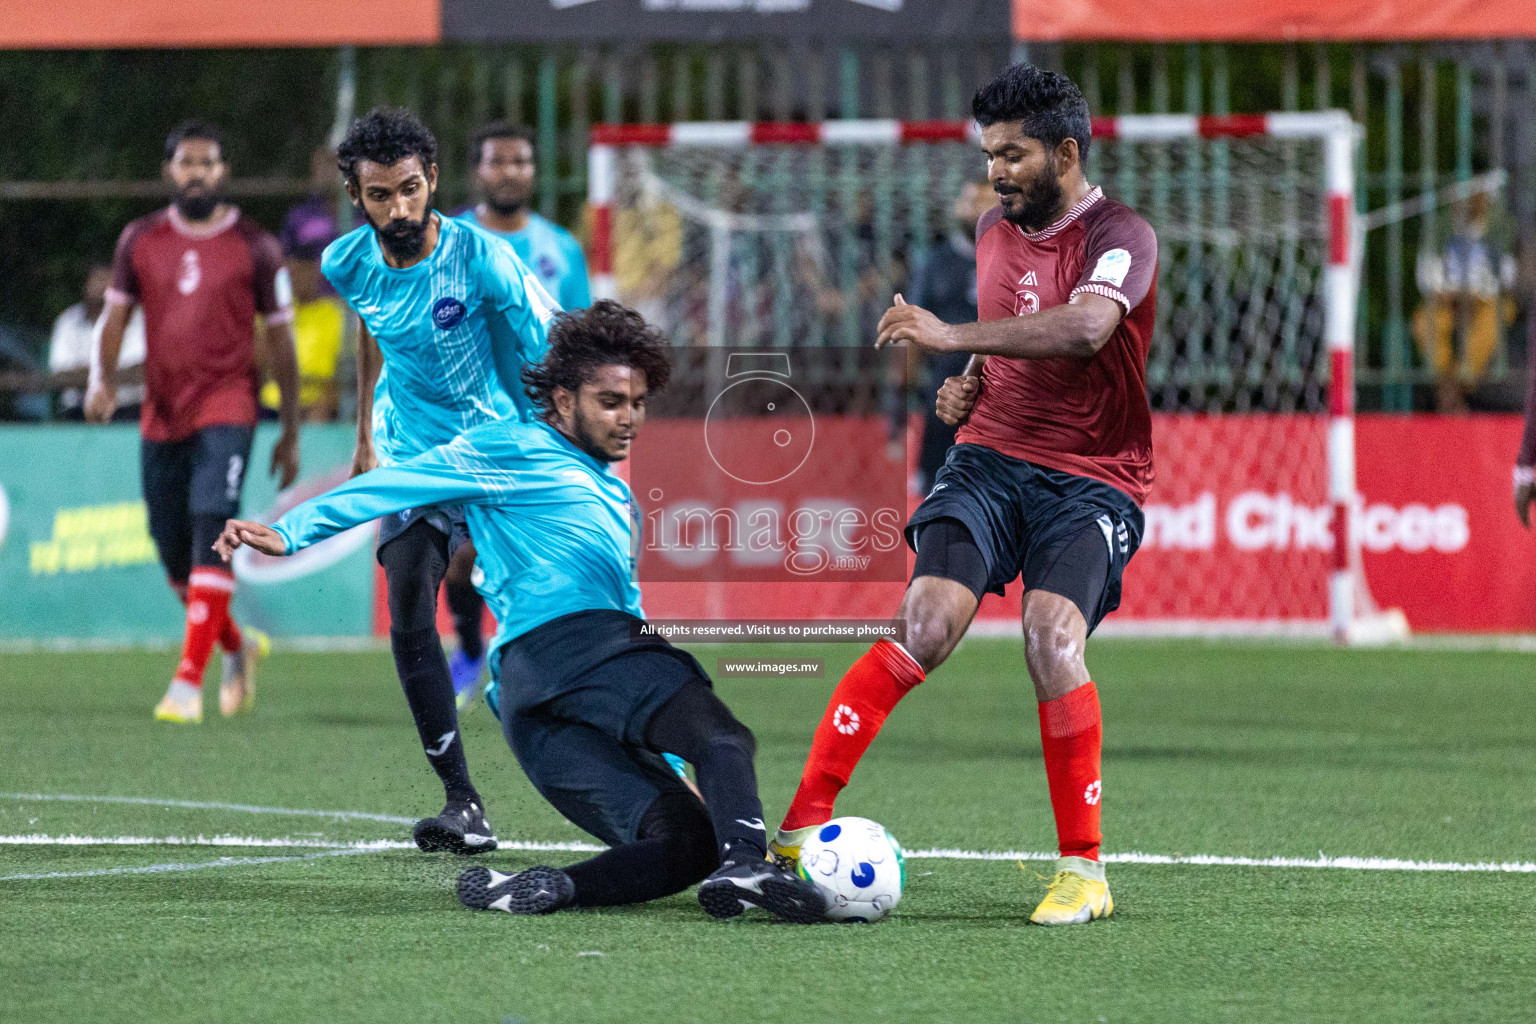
432, 296, 468, 330
1089, 248, 1131, 288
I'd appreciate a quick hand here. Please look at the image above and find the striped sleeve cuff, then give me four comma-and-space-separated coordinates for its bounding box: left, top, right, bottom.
265, 306, 296, 326
104, 287, 134, 306
1069, 283, 1131, 316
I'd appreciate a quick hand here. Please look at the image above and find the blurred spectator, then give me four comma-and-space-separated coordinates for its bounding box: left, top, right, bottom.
1413, 192, 1517, 412
907, 182, 993, 493
260, 148, 345, 422
279, 147, 342, 293
49, 263, 145, 421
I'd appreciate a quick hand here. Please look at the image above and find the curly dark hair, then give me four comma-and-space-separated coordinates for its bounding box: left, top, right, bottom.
523, 301, 672, 418
972, 64, 1091, 162
336, 107, 438, 188
164, 119, 223, 162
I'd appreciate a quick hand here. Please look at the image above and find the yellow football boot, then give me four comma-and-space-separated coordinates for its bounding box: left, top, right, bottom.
1029, 857, 1113, 925
768, 824, 818, 870
154, 680, 203, 724
220, 626, 269, 717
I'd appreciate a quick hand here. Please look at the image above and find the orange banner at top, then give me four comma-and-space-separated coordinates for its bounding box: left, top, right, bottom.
1014, 0, 1536, 41
5, 0, 439, 48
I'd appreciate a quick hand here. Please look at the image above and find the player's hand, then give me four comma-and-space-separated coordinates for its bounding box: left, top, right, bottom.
936, 374, 981, 427
350, 442, 378, 479
214, 519, 288, 561
1517, 481, 1534, 529
876, 295, 958, 352
270, 429, 300, 490
83, 381, 117, 424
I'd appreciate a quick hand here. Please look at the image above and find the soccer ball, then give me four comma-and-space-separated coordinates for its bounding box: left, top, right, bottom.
795, 817, 905, 922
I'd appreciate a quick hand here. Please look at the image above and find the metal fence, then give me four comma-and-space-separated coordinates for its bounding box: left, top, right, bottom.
4, 40, 1534, 412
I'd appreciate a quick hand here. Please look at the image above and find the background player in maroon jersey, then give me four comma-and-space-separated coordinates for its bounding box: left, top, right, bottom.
86, 119, 301, 724
770, 64, 1157, 926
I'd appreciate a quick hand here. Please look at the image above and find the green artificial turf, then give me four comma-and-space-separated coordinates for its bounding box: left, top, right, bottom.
2, 640, 1533, 1023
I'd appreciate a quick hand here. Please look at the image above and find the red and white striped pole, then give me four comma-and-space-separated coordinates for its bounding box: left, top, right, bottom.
1322, 120, 1358, 644
587, 139, 617, 302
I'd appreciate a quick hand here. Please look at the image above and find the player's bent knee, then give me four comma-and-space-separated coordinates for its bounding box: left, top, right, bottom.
900, 581, 976, 672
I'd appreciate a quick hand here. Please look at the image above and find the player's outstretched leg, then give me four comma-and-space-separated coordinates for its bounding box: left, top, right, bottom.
379, 521, 496, 853
643, 682, 826, 924
458, 791, 719, 915
772, 556, 979, 866
1022, 589, 1110, 926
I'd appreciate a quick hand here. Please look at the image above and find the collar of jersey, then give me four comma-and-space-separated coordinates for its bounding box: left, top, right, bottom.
470, 208, 538, 240
167, 205, 239, 239
1017, 186, 1104, 243
372, 212, 451, 273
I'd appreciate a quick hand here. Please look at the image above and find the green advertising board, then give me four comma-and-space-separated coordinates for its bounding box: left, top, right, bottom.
0, 424, 376, 643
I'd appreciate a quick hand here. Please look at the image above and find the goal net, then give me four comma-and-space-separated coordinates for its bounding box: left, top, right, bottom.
588, 116, 1407, 643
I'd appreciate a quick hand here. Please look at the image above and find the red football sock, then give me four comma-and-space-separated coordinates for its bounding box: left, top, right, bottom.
781, 640, 925, 831
173, 568, 235, 688
1038, 682, 1103, 862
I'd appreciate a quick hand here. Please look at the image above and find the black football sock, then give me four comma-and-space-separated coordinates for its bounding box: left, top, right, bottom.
644, 683, 768, 862
391, 626, 478, 805
446, 578, 486, 661
562, 793, 718, 907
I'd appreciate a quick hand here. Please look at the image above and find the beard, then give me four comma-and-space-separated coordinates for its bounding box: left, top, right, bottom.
997, 158, 1064, 232
484, 188, 529, 218
568, 410, 627, 463
367, 193, 434, 262
173, 183, 220, 221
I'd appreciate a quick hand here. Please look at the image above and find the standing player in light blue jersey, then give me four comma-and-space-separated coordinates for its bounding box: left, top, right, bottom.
323, 108, 556, 856
443, 121, 594, 694
216, 303, 825, 924
460, 122, 591, 312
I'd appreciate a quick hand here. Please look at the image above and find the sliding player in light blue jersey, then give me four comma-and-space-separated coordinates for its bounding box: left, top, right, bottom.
216, 302, 825, 925
444, 122, 595, 689
323, 108, 556, 857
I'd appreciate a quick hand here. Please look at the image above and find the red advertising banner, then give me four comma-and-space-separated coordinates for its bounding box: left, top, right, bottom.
378, 413, 1536, 638
1012, 0, 1536, 42
638, 414, 1536, 635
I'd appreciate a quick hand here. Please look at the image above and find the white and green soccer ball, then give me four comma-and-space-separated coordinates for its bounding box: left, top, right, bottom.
795, 816, 905, 923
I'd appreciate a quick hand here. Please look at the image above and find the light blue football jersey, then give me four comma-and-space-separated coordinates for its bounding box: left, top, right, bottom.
460, 209, 591, 312
321, 215, 558, 466
272, 418, 641, 674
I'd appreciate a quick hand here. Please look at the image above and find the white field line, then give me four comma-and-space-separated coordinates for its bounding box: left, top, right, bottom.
907, 848, 1536, 873
0, 834, 604, 853
0, 849, 374, 882
2, 828, 1533, 875
0, 792, 416, 825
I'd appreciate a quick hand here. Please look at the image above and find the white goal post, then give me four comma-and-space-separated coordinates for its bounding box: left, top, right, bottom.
587, 114, 1405, 644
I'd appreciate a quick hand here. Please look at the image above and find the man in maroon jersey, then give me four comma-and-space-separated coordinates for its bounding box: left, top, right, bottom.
770, 64, 1156, 926
86, 119, 301, 724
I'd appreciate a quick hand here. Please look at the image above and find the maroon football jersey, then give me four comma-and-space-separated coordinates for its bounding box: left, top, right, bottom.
107, 206, 291, 442
956, 186, 1159, 504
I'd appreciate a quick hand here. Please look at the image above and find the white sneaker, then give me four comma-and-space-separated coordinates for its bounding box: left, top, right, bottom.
154, 679, 203, 723
220, 627, 268, 717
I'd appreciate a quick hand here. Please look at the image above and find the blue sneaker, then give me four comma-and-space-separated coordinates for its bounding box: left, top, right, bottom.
484, 678, 502, 722
450, 650, 486, 711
